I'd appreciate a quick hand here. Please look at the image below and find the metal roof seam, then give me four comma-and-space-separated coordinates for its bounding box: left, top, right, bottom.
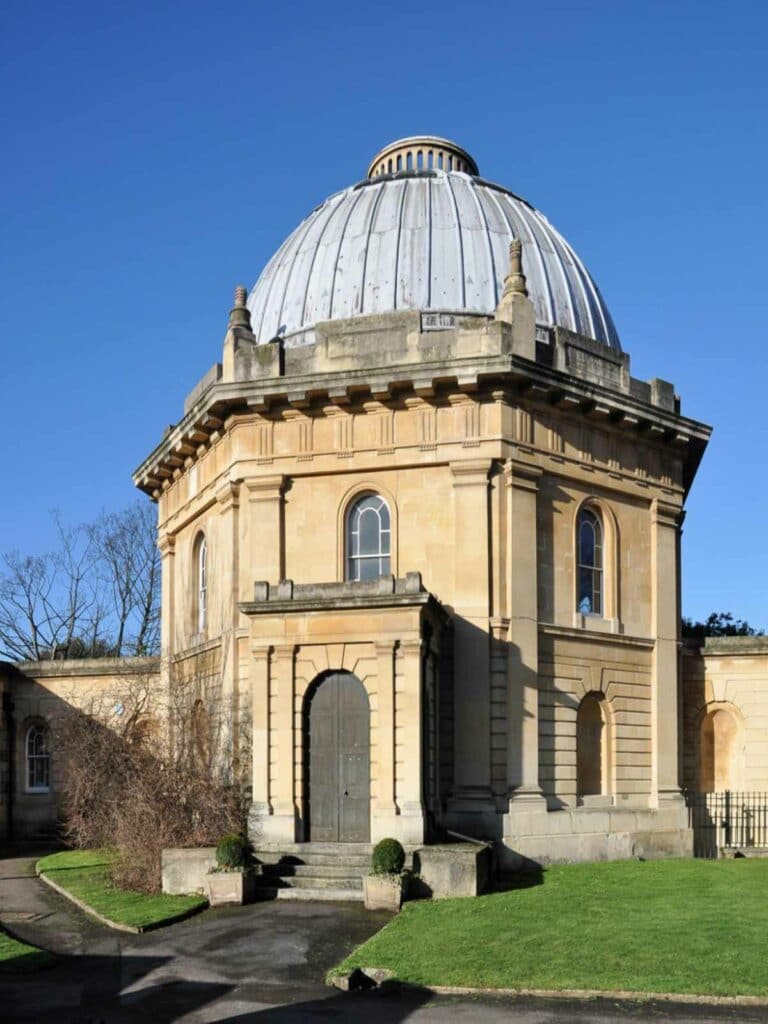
443, 172, 466, 309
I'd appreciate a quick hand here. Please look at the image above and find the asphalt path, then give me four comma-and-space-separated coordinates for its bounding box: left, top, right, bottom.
0, 854, 765, 1023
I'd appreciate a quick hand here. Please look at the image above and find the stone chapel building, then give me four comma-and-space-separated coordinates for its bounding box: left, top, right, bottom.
12, 135, 760, 866
128, 135, 712, 864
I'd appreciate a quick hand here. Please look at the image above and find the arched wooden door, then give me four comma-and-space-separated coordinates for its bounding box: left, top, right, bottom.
306, 672, 370, 842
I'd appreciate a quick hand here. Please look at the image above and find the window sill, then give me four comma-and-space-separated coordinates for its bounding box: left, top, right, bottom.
576, 794, 615, 808
25, 788, 50, 795
572, 612, 622, 635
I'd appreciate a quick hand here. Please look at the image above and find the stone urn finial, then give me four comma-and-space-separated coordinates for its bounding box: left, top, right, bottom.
502, 238, 528, 298
228, 284, 252, 330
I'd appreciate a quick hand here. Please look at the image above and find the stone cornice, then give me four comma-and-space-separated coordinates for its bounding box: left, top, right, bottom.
134, 347, 711, 500
538, 624, 655, 649
240, 573, 448, 622
14, 655, 160, 678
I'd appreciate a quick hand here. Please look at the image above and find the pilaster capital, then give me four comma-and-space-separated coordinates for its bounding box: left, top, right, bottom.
216, 479, 241, 513
651, 497, 683, 529
398, 638, 424, 659
449, 458, 491, 488
250, 642, 271, 662
157, 533, 175, 558
270, 643, 296, 664
374, 639, 397, 658
244, 474, 285, 503
503, 457, 543, 492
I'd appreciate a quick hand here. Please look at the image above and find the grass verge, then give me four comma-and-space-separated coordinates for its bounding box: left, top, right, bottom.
332, 859, 768, 997
37, 850, 207, 931
0, 928, 53, 973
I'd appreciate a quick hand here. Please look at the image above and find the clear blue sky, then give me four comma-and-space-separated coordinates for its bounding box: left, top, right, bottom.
1, 0, 766, 626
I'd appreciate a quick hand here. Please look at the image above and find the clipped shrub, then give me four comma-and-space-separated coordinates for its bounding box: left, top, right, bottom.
372, 837, 405, 876
216, 833, 249, 870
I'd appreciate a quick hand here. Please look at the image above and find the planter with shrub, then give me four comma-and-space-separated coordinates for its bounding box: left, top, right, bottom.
206, 834, 255, 906
363, 838, 409, 911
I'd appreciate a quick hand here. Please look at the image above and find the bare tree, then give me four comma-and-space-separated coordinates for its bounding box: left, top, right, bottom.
0, 500, 160, 662
0, 515, 106, 661
89, 502, 160, 656
54, 671, 245, 893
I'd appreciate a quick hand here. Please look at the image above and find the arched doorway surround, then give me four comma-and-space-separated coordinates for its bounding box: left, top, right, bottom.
304, 671, 371, 842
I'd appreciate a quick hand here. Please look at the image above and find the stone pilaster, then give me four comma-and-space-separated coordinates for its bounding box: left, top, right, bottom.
504, 458, 547, 816
243, 476, 285, 600
651, 499, 684, 806
448, 460, 492, 813
248, 643, 271, 842
373, 640, 398, 837
268, 643, 297, 840
156, 532, 176, 757
215, 480, 240, 778
394, 638, 426, 844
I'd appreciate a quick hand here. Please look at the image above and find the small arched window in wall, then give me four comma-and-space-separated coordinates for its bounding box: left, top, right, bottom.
26, 724, 50, 792
577, 507, 603, 615
194, 533, 208, 634
576, 693, 608, 798
346, 493, 391, 581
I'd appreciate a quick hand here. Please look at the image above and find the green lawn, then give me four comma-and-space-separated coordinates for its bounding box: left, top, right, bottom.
333, 859, 768, 997
37, 850, 207, 931
0, 929, 53, 973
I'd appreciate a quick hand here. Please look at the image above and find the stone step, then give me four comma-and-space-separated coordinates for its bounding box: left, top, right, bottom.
254, 871, 363, 891
277, 874, 363, 891
260, 861, 366, 879
255, 852, 372, 869
256, 842, 373, 852
267, 886, 364, 903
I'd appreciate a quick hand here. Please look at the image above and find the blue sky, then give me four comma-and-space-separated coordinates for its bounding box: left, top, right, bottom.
1, 0, 766, 625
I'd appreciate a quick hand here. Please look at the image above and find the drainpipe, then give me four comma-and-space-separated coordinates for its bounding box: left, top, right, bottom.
2, 690, 15, 840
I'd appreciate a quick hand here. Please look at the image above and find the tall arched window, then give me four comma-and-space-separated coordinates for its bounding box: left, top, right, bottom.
577, 507, 603, 615
195, 534, 207, 634
26, 724, 50, 793
346, 493, 391, 581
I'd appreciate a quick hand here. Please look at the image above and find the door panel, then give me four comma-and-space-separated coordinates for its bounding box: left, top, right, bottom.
308, 672, 370, 842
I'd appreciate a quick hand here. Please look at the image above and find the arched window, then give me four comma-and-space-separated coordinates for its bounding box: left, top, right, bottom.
346, 493, 391, 581
26, 724, 50, 793
577, 507, 603, 615
194, 534, 207, 634
576, 693, 608, 798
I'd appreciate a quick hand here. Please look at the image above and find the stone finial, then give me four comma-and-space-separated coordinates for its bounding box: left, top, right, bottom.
228, 283, 252, 331
502, 239, 528, 298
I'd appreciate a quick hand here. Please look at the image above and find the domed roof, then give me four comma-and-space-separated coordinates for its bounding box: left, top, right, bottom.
247, 137, 621, 351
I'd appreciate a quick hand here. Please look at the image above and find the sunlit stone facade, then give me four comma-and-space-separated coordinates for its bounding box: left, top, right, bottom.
127, 137, 714, 863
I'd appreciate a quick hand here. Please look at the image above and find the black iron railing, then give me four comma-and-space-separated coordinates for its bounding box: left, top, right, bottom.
684, 790, 768, 858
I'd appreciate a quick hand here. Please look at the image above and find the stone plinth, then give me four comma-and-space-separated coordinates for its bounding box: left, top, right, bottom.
161, 847, 216, 895
413, 842, 491, 898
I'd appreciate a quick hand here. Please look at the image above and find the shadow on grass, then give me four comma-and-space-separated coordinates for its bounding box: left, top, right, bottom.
0, 946, 55, 974
493, 864, 545, 892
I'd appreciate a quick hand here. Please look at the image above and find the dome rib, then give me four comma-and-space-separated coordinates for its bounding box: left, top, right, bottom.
247, 169, 621, 351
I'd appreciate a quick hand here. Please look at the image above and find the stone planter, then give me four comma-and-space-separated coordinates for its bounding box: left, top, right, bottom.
205, 869, 255, 907
363, 873, 407, 912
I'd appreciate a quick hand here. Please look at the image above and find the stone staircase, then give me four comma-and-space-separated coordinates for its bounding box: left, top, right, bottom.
251, 843, 373, 902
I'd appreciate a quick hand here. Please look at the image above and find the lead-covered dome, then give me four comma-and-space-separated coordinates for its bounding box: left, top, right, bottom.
247, 137, 621, 351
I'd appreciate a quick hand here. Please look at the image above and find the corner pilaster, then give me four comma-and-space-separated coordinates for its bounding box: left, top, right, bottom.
651, 498, 684, 808
449, 460, 492, 810
504, 458, 547, 817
